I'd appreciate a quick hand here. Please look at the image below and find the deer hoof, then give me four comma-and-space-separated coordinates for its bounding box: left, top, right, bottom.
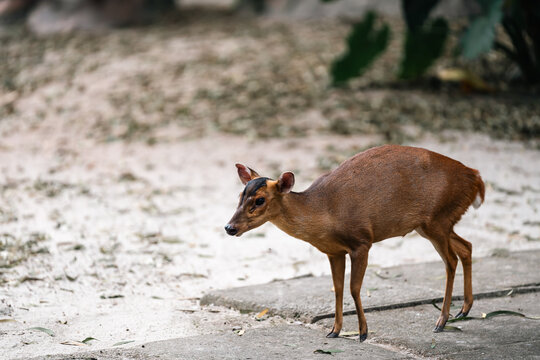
359, 332, 368, 342
433, 325, 445, 333
455, 310, 469, 319
326, 331, 339, 338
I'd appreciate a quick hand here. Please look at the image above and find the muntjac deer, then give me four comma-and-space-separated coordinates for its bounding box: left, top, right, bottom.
225, 145, 485, 341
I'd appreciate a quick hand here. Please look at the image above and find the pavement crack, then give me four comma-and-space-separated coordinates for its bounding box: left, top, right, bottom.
310, 283, 540, 323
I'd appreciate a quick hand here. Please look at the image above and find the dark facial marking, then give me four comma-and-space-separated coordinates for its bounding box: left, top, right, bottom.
241, 177, 269, 203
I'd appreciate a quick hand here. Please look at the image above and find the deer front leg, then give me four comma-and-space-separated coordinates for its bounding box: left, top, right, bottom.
350, 244, 370, 342
327, 253, 346, 338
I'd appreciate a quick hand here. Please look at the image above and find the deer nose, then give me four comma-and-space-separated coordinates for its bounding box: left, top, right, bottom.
225, 224, 238, 236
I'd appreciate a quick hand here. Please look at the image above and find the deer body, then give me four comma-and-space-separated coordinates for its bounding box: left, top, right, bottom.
226, 145, 485, 341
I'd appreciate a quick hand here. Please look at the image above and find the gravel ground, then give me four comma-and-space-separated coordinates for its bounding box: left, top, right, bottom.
0, 10, 539, 359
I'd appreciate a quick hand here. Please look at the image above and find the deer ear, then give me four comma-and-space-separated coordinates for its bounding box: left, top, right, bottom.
277, 172, 295, 193
236, 164, 260, 185
247, 166, 260, 179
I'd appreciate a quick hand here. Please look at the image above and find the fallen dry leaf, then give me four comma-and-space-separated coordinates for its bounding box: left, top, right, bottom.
255, 308, 269, 321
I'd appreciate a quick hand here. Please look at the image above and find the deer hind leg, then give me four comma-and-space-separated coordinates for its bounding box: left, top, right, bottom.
327, 253, 346, 338
450, 231, 473, 318
417, 224, 458, 332
349, 243, 370, 342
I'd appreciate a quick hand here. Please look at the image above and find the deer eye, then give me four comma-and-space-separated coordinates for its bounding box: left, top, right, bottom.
255, 197, 265, 206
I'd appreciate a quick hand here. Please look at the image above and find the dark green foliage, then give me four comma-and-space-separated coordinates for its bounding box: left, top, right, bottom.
329, 0, 445, 84
325, 0, 540, 84
399, 18, 448, 79
330, 12, 390, 85
144, 0, 175, 12
460, 0, 503, 59
496, 0, 540, 83
402, 0, 440, 31
459, 0, 540, 83
239, 0, 266, 14
399, 0, 448, 80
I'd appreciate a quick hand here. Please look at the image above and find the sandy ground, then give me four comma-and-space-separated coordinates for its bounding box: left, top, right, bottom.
1, 127, 539, 359
1, 12, 539, 360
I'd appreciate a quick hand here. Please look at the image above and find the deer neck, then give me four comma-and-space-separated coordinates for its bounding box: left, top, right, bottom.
270, 191, 329, 242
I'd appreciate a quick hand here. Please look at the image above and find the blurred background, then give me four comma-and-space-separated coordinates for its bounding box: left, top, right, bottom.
1, 0, 539, 358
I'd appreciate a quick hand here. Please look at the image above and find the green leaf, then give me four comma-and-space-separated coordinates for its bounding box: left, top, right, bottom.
81, 337, 98, 344
330, 11, 390, 85
461, 0, 503, 59
65, 273, 78, 282
447, 310, 540, 322
447, 316, 480, 323
100, 294, 124, 299
483, 310, 527, 319
399, 17, 449, 79
113, 340, 135, 346
443, 325, 462, 332
28, 327, 55, 337
60, 340, 87, 346
431, 299, 442, 311
161, 237, 183, 244
402, 0, 440, 31
314, 349, 345, 354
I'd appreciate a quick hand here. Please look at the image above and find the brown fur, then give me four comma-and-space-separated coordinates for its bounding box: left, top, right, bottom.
226, 145, 485, 340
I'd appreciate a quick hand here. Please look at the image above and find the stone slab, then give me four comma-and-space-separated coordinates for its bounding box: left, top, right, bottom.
319, 292, 540, 360
201, 250, 540, 322
27, 325, 412, 360
29, 290, 540, 360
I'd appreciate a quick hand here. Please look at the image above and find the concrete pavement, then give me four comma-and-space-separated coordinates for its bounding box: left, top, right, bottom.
27, 250, 540, 359
201, 249, 540, 323
320, 292, 540, 360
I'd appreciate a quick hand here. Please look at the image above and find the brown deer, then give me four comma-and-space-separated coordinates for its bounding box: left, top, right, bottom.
225, 145, 484, 341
